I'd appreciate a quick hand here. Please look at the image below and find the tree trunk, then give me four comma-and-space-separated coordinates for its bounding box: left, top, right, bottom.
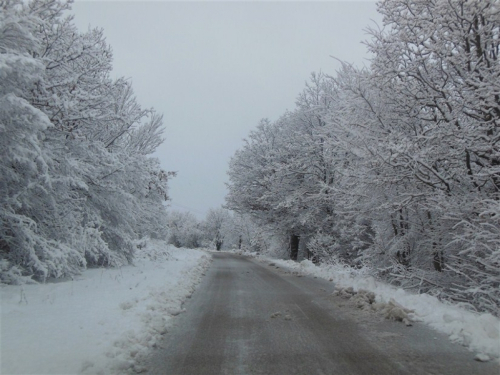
216, 240, 223, 251
290, 234, 300, 261
433, 249, 444, 272
427, 211, 444, 272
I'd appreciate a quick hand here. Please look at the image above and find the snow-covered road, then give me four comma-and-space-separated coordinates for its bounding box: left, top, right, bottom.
146, 252, 499, 375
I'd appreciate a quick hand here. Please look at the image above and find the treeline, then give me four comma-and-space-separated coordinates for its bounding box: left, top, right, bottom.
226, 0, 500, 315
0, 0, 171, 283
166, 208, 265, 252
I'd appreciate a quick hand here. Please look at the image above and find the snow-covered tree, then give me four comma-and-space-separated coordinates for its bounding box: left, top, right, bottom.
203, 208, 232, 251
226, 0, 500, 315
0, 0, 172, 282
361, 0, 500, 313
166, 211, 203, 249
0, 0, 86, 282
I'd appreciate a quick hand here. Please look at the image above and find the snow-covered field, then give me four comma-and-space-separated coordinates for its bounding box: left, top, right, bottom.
1, 241, 211, 375
255, 255, 500, 363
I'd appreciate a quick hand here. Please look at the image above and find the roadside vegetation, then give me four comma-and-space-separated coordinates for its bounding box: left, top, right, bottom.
1, 0, 173, 283
226, 0, 500, 317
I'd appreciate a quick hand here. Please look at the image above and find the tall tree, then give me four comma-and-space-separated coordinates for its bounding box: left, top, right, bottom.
0, 0, 172, 282
203, 208, 232, 251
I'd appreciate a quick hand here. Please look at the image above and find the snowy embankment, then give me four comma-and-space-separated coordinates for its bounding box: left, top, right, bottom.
1, 241, 211, 375
257, 256, 500, 363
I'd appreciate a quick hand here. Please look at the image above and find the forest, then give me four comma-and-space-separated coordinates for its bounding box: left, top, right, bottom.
226, 0, 500, 316
0, 0, 248, 282
0, 0, 172, 283
1, 0, 499, 318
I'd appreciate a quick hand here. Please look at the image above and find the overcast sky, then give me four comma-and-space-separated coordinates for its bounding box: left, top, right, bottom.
71, 1, 382, 219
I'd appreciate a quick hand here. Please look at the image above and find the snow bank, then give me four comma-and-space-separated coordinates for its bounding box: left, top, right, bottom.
1, 241, 211, 374
221, 249, 259, 257
259, 256, 500, 362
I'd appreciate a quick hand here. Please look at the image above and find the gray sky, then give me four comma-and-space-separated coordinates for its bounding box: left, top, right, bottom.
72, 1, 381, 219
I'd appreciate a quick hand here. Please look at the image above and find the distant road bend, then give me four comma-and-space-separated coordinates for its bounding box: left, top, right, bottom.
146, 253, 498, 375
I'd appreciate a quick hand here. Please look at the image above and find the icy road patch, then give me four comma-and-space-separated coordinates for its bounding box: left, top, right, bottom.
1, 241, 211, 374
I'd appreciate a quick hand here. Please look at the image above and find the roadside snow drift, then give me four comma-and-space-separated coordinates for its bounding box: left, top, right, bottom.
1, 241, 211, 374
259, 256, 500, 362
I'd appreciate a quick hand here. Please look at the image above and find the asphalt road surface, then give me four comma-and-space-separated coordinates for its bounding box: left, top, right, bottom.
146, 253, 499, 375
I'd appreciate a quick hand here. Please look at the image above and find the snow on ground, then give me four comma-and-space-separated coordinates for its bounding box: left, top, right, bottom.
1, 241, 211, 375
256, 255, 500, 363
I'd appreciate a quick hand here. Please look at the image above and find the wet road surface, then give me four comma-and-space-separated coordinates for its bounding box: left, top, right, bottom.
146, 253, 499, 375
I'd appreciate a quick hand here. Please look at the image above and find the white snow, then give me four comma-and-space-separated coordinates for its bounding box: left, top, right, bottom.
258, 256, 500, 362
1, 241, 211, 375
